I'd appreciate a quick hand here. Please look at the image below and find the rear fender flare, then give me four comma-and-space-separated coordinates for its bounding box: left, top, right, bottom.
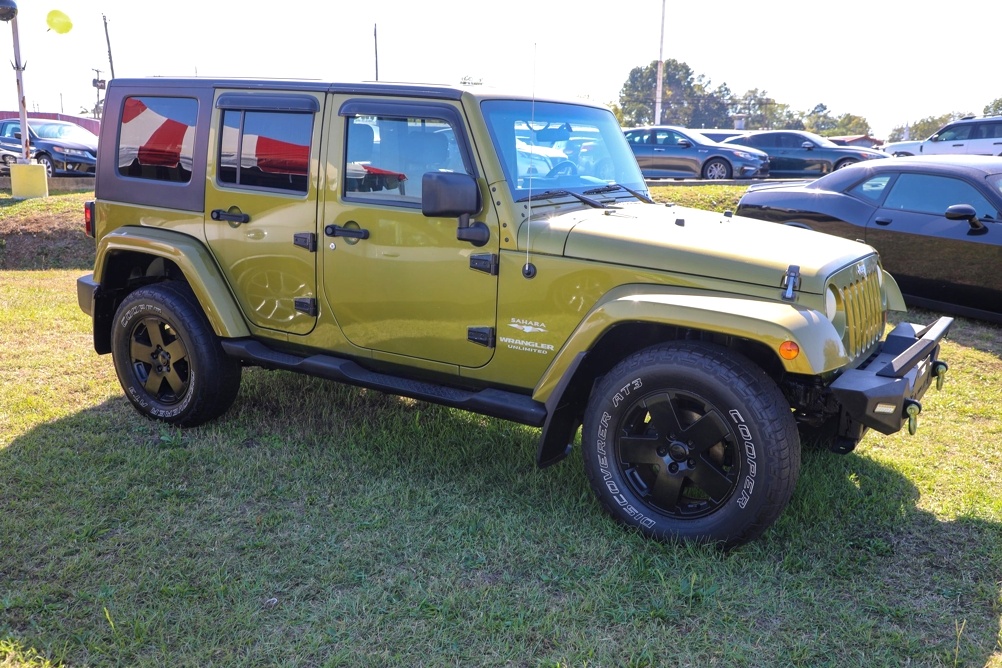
94, 227, 249, 339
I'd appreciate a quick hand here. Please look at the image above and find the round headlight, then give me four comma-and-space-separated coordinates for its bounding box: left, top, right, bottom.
826, 284, 846, 336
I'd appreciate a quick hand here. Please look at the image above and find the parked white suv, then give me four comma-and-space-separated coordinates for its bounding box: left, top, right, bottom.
883, 116, 1002, 156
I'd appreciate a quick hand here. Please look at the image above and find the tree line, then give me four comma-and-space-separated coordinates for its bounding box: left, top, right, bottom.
615, 59, 1002, 141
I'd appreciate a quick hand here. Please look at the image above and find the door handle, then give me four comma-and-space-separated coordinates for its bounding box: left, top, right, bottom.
210, 209, 250, 224
874, 217, 892, 226
324, 223, 370, 240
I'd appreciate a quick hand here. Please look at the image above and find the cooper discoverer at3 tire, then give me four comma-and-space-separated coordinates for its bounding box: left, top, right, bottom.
581, 342, 801, 548
111, 281, 241, 427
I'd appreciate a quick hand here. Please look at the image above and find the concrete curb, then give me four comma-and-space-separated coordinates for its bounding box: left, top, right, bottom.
0, 176, 95, 194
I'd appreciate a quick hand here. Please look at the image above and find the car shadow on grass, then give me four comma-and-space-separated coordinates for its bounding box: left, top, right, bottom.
1, 380, 1000, 666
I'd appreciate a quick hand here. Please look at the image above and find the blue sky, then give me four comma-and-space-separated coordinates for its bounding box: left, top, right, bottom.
0, 0, 994, 139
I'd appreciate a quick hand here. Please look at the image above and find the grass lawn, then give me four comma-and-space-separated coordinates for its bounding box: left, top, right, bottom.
1, 191, 1000, 667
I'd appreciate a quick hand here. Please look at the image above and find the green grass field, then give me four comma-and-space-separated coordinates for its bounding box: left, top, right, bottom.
1, 191, 1000, 667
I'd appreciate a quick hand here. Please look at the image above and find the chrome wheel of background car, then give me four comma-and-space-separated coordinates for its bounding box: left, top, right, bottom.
1, 154, 14, 166
702, 158, 732, 180
35, 154, 53, 176
834, 159, 858, 170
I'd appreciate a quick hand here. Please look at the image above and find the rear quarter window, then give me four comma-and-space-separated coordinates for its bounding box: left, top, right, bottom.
118, 96, 198, 183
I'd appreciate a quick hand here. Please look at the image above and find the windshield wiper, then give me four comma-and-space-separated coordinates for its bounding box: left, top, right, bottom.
515, 189, 613, 209
584, 183, 655, 204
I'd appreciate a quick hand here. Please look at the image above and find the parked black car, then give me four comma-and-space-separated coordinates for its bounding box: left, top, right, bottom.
724, 130, 886, 177
735, 155, 1002, 322
623, 126, 769, 179
0, 119, 98, 175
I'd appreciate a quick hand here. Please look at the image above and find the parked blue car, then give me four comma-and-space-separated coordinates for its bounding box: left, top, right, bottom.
0, 118, 97, 175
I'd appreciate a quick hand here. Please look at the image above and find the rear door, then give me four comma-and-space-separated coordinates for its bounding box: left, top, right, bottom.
967, 120, 1002, 156
203, 89, 326, 336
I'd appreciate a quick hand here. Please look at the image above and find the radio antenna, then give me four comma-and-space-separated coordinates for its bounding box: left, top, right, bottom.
522, 43, 537, 279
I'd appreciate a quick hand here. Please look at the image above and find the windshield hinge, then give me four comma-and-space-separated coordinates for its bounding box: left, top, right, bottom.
781, 265, 801, 301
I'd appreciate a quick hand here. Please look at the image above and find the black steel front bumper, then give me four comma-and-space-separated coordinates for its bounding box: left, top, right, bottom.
830, 317, 953, 436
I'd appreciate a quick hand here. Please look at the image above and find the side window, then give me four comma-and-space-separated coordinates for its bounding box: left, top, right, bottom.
343, 114, 466, 205
935, 123, 973, 142
654, 130, 680, 146
848, 174, 892, 204
218, 109, 312, 193
781, 134, 807, 148
624, 130, 649, 145
118, 96, 198, 183
883, 173, 998, 219
980, 121, 1002, 139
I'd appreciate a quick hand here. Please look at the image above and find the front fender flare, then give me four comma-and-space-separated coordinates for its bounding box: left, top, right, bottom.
534, 285, 850, 406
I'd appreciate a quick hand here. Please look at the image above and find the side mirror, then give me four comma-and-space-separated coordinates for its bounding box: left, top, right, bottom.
945, 203, 986, 233
677, 138, 692, 148
422, 172, 490, 247
801, 142, 814, 150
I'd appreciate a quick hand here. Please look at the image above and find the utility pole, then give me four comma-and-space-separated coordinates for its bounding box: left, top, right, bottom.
373, 24, 379, 81
92, 68, 104, 119
654, 0, 665, 124
103, 14, 115, 78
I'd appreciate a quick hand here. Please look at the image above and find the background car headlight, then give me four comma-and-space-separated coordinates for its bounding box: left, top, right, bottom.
53, 147, 89, 157
732, 151, 754, 160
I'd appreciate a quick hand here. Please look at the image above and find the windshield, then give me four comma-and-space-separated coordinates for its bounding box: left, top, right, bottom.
32, 122, 97, 142
989, 174, 1002, 196
481, 99, 646, 196
801, 131, 838, 148
679, 128, 713, 144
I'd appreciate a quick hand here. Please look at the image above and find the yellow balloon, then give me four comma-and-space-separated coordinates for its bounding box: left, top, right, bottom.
46, 10, 72, 34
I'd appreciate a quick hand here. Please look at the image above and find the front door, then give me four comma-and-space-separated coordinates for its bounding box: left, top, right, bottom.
321, 104, 499, 368
204, 90, 326, 336
865, 171, 1002, 310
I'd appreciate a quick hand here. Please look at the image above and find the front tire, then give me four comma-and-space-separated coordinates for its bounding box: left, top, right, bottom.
35, 153, 54, 176
834, 159, 857, 170
111, 281, 241, 427
701, 158, 732, 180
581, 342, 800, 548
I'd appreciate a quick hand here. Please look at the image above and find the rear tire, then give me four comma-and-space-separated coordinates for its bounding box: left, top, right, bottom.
111, 281, 241, 427
581, 342, 800, 548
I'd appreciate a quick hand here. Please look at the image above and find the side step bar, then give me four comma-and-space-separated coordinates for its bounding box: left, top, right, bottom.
221, 339, 547, 427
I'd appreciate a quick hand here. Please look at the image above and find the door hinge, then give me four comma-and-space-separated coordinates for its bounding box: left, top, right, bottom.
467, 326, 495, 348
294, 232, 317, 252
294, 297, 318, 316
469, 252, 499, 276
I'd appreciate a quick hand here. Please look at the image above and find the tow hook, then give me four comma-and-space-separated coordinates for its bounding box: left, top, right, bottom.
932, 361, 948, 391
904, 400, 922, 435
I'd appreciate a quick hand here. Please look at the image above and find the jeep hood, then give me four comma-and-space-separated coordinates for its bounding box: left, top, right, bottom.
522, 202, 875, 295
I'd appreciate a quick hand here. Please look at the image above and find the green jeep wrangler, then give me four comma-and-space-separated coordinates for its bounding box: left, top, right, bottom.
78, 78, 952, 547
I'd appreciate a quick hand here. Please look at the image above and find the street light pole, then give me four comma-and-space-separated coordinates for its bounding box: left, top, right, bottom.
654, 0, 665, 125
0, 0, 30, 163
